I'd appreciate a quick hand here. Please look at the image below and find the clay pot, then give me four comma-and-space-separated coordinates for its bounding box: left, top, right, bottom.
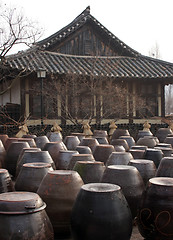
0, 169, 15, 193
15, 162, 53, 192
73, 161, 105, 183
156, 143, 172, 148
17, 147, 41, 169
137, 177, 173, 240
129, 149, 146, 159
156, 157, 173, 177
5, 141, 30, 177
164, 136, 173, 147
0, 140, 6, 168
137, 130, 153, 140
34, 136, 50, 150
47, 132, 62, 142
111, 139, 129, 151
37, 170, 83, 238
56, 150, 79, 170
114, 145, 125, 152
101, 165, 145, 218
129, 159, 156, 185
71, 133, 85, 142
22, 134, 37, 139
119, 136, 135, 148
64, 136, 80, 150
130, 145, 148, 151
93, 144, 115, 164
156, 128, 173, 143
16, 150, 55, 178
94, 136, 109, 144
154, 146, 173, 157
68, 154, 95, 170
4, 137, 22, 150
145, 148, 164, 167
79, 138, 99, 153
71, 183, 133, 240
0, 134, 8, 147
93, 130, 108, 137
137, 137, 157, 148
43, 141, 67, 166
0, 191, 54, 239
17, 138, 36, 148
75, 146, 92, 154
106, 152, 133, 166
111, 129, 130, 140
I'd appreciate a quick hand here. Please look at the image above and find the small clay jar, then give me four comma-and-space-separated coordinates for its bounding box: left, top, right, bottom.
56, 150, 79, 170
37, 170, 83, 239
71, 183, 133, 240
106, 152, 133, 166
93, 144, 115, 164
73, 161, 105, 183
15, 162, 53, 192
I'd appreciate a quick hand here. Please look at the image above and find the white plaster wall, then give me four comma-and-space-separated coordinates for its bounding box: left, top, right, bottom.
0, 79, 20, 105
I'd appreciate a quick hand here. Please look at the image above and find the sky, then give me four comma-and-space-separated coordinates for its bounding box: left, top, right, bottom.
3, 0, 173, 63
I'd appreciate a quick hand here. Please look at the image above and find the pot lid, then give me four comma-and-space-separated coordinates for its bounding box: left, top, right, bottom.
0, 192, 46, 214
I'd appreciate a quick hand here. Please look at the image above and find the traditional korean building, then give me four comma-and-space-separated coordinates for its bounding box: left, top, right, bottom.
1, 6, 173, 125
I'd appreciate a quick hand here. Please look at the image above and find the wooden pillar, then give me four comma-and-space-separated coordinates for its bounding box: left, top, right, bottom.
132, 82, 136, 117
157, 83, 162, 117
25, 78, 30, 118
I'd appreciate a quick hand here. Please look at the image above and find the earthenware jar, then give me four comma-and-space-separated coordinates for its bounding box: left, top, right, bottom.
137, 177, 173, 240
15, 162, 53, 192
101, 165, 145, 219
37, 170, 83, 238
16, 150, 55, 177
64, 136, 80, 150
22, 134, 37, 139
114, 145, 125, 152
94, 136, 109, 144
47, 132, 62, 142
4, 137, 21, 150
5, 141, 30, 177
136, 130, 153, 140
17, 138, 36, 148
34, 135, 49, 150
129, 159, 156, 185
73, 161, 105, 183
156, 143, 172, 148
17, 147, 41, 168
68, 154, 95, 170
129, 149, 146, 159
111, 139, 129, 151
0, 140, 6, 168
56, 150, 79, 169
79, 138, 99, 153
93, 130, 108, 138
130, 145, 148, 151
93, 144, 115, 164
164, 136, 173, 147
71, 183, 132, 240
137, 137, 157, 148
75, 146, 92, 154
111, 129, 130, 140
145, 148, 163, 167
0, 191, 54, 239
106, 152, 133, 166
156, 157, 173, 177
43, 141, 67, 166
154, 146, 173, 157
0, 169, 14, 193
156, 128, 173, 143
71, 133, 85, 142
119, 136, 135, 148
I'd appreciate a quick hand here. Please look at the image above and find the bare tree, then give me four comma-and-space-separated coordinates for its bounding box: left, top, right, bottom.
148, 42, 161, 59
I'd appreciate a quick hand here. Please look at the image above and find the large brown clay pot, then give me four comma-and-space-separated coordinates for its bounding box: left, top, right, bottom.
129, 159, 156, 186
16, 150, 55, 178
0, 191, 54, 239
64, 136, 80, 150
43, 141, 67, 166
37, 170, 83, 238
73, 161, 105, 183
15, 162, 53, 192
137, 177, 173, 240
101, 165, 145, 219
0, 169, 15, 193
71, 183, 133, 240
5, 141, 30, 177
93, 144, 115, 164
106, 152, 133, 166
68, 153, 95, 170
56, 150, 79, 170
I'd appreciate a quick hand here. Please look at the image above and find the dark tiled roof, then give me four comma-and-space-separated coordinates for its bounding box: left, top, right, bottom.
35, 6, 140, 57
6, 50, 173, 80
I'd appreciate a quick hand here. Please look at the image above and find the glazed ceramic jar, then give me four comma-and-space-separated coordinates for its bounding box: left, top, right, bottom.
71, 183, 132, 240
